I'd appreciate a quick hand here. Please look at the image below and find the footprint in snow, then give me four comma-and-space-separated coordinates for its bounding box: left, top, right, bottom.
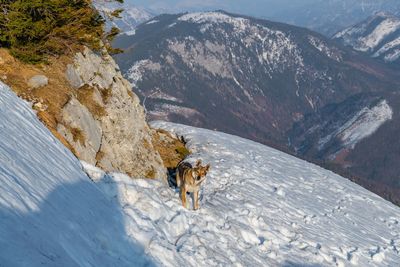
368, 246, 386, 262
303, 214, 317, 224
274, 187, 285, 197
390, 237, 400, 254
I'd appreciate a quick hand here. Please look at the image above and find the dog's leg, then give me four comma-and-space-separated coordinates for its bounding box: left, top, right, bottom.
194, 190, 199, 210
176, 171, 181, 188
180, 186, 188, 209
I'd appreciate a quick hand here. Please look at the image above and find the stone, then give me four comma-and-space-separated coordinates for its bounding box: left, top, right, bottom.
28, 75, 48, 89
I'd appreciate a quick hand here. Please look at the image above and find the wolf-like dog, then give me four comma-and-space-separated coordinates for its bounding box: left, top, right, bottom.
176, 160, 210, 210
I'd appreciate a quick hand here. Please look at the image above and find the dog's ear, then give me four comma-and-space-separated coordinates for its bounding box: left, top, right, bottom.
205, 164, 210, 172
195, 159, 202, 167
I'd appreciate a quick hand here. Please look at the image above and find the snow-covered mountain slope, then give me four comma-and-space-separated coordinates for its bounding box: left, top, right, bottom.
333, 12, 400, 65
0, 82, 155, 266
2, 78, 400, 266
94, 1, 154, 34
98, 120, 400, 267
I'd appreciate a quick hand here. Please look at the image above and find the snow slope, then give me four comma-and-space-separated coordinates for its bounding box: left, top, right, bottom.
0, 82, 155, 266
85, 121, 400, 267
2, 79, 400, 266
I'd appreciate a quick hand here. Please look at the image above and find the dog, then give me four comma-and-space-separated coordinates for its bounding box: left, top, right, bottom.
176, 159, 210, 210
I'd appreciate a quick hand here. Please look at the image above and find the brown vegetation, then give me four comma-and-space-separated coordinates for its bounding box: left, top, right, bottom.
152, 129, 190, 169
69, 126, 86, 145
145, 167, 156, 179
75, 84, 107, 118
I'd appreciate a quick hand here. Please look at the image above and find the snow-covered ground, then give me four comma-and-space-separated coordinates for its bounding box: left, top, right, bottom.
0, 82, 155, 266
2, 80, 400, 266
88, 121, 400, 266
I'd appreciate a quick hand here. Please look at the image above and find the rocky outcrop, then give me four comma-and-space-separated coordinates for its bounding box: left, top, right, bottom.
58, 47, 166, 179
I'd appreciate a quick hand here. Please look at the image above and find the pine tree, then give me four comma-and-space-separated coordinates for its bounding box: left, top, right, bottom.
0, 0, 123, 63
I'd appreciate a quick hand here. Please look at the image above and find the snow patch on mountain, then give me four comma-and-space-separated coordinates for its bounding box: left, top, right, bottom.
319, 100, 393, 150
308, 35, 343, 61
334, 13, 400, 63
173, 12, 305, 76
178, 12, 247, 27
125, 29, 136, 36
127, 59, 161, 87
384, 48, 400, 62
339, 100, 393, 148
146, 19, 159, 25
374, 37, 400, 61
359, 18, 400, 52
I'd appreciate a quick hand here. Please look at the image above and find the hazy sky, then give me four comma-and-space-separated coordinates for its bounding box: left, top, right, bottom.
126, 0, 315, 18
125, 0, 400, 36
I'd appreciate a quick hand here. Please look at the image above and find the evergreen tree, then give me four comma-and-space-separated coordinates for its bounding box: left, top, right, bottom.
0, 0, 123, 63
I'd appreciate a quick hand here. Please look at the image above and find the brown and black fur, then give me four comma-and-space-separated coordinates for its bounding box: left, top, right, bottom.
176, 160, 210, 210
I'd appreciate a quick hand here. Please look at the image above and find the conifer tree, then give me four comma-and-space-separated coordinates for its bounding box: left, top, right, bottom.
0, 0, 123, 63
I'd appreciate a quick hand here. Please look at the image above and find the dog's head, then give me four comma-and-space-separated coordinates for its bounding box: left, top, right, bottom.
198, 163, 210, 177
192, 160, 210, 185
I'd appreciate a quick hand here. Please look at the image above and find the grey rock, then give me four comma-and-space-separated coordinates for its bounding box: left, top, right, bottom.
66, 64, 83, 89
57, 98, 103, 165
28, 75, 48, 89
60, 47, 166, 180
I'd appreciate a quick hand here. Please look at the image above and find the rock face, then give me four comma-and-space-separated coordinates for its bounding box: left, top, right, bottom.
59, 47, 165, 179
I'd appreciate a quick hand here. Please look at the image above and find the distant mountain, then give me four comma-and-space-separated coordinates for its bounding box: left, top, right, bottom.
117, 0, 400, 37
333, 12, 400, 67
94, 1, 154, 34
113, 11, 400, 203
270, 0, 400, 36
